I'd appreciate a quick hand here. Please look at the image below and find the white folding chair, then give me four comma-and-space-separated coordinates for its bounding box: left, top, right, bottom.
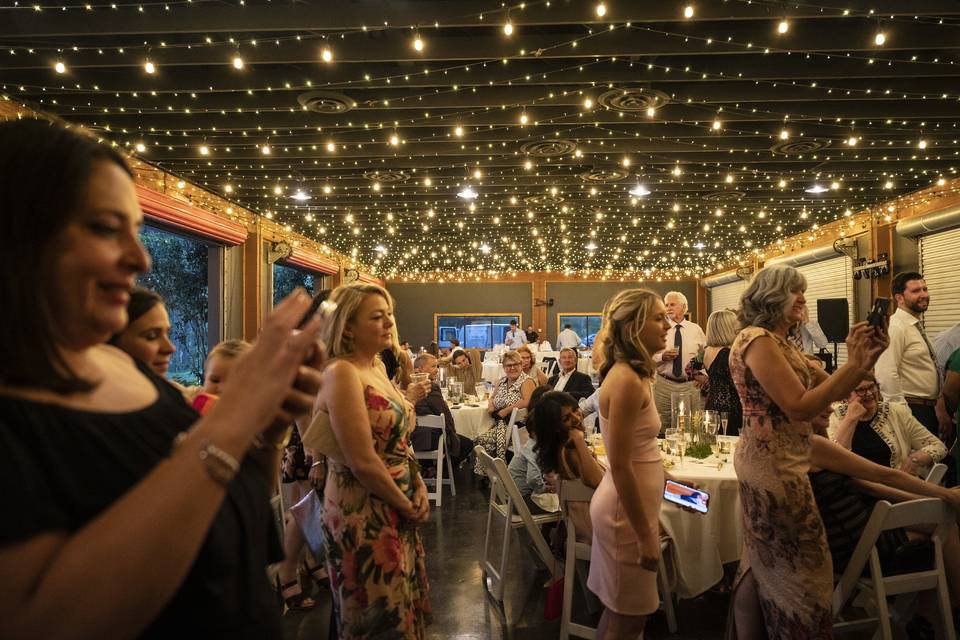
476, 446, 561, 606
413, 414, 456, 507
832, 498, 956, 640
925, 462, 948, 486
560, 479, 597, 640
507, 407, 528, 454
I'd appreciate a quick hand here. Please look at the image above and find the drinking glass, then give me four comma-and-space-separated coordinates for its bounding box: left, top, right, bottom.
664, 428, 680, 458
410, 372, 429, 388
719, 412, 730, 437
474, 384, 487, 401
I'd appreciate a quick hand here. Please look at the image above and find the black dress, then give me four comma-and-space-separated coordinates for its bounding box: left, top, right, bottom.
704, 347, 743, 436
850, 421, 893, 468
0, 360, 282, 639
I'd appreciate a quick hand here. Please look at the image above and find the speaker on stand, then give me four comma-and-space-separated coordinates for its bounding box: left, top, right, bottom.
817, 298, 850, 373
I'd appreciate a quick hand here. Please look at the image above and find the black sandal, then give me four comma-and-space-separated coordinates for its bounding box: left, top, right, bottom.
275, 574, 317, 612
301, 560, 329, 590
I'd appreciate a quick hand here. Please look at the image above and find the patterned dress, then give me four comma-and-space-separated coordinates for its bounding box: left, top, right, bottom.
473, 372, 533, 475
321, 372, 431, 640
728, 327, 833, 638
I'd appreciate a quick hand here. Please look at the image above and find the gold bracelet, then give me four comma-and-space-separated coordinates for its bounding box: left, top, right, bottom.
173, 432, 240, 487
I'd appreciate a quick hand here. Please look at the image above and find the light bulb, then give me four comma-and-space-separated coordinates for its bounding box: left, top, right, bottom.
260, 144, 271, 155
777, 20, 789, 34
372, 182, 381, 191
134, 142, 146, 153
595, 2, 606, 17
326, 141, 336, 152
938, 177, 946, 186
232, 55, 243, 69
778, 178, 787, 188
583, 97, 593, 109
413, 36, 424, 51
177, 180, 186, 189
273, 185, 282, 195
199, 145, 209, 155
323, 185, 332, 194
712, 119, 722, 130
874, 31, 886, 46
424, 177, 432, 186
646, 106, 656, 117
779, 129, 789, 140
519, 113, 529, 125
918, 139, 927, 149
54, 61, 66, 74
389, 134, 400, 146
474, 169, 482, 179
144, 60, 155, 74
224, 184, 233, 193
524, 160, 533, 170
673, 165, 682, 176
503, 21, 513, 36
847, 135, 858, 146
321, 47, 333, 63
622, 157, 631, 167
454, 125, 464, 137
683, 5, 694, 18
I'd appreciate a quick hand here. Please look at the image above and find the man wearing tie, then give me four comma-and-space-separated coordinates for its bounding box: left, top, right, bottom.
875, 272, 941, 434
653, 291, 707, 432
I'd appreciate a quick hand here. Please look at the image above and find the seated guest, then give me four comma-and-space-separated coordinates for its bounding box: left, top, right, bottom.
517, 344, 549, 386
579, 387, 601, 433
529, 391, 606, 541
109, 287, 177, 377
702, 309, 743, 436
808, 407, 960, 613
548, 347, 595, 400
829, 374, 946, 477
530, 333, 553, 353
449, 350, 480, 393
525, 323, 539, 344
410, 353, 473, 468
426, 341, 440, 358
474, 350, 536, 477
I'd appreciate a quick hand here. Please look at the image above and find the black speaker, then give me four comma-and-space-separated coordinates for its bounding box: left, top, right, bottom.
817, 298, 850, 343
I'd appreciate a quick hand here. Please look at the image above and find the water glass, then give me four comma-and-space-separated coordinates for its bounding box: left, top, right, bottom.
719, 411, 730, 437
474, 384, 487, 401
664, 428, 680, 457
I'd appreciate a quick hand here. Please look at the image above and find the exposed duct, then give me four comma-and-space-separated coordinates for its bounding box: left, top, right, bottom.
701, 270, 743, 288
896, 204, 960, 238
764, 238, 856, 268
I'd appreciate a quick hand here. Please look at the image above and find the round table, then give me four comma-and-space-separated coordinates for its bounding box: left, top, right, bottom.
660, 455, 741, 598
448, 404, 494, 440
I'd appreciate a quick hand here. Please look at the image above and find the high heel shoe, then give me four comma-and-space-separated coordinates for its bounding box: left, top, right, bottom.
300, 560, 329, 590
274, 574, 317, 612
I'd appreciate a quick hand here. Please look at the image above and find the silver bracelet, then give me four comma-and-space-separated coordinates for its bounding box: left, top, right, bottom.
173, 432, 240, 487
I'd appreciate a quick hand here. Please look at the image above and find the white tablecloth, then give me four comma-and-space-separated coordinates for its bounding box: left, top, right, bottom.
576, 357, 593, 377
660, 457, 741, 598
449, 404, 493, 440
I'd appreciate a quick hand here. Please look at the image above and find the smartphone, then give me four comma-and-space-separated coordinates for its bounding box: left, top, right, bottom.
192, 392, 219, 415
663, 479, 710, 514
866, 297, 890, 329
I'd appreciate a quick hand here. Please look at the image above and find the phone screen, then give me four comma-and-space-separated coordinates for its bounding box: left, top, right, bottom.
663, 480, 710, 514
867, 297, 890, 329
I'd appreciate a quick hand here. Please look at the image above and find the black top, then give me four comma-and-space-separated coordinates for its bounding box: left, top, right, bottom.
413, 382, 462, 456
0, 360, 282, 639
851, 420, 892, 468
704, 348, 743, 436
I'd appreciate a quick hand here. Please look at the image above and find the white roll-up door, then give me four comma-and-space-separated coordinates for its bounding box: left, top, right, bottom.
795, 256, 855, 365
709, 279, 748, 313
919, 227, 960, 340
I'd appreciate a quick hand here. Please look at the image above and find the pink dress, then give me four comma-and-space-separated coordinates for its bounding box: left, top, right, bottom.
587, 383, 663, 615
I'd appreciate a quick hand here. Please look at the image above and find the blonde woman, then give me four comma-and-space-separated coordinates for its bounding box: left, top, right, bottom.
517, 344, 549, 386
473, 350, 536, 476
309, 283, 431, 639
587, 289, 671, 640
728, 265, 887, 638
703, 309, 743, 435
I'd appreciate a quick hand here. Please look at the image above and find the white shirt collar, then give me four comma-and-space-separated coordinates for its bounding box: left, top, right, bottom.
559, 368, 575, 377
893, 307, 920, 326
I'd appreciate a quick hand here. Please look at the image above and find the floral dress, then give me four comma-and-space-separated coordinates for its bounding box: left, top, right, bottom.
473, 372, 532, 476
728, 327, 833, 638
321, 372, 431, 639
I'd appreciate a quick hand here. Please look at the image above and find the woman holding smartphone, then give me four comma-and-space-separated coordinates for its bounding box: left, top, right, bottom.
587, 289, 672, 640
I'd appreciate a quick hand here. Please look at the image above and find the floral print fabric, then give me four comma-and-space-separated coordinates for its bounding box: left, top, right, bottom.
321, 382, 431, 639
728, 326, 833, 639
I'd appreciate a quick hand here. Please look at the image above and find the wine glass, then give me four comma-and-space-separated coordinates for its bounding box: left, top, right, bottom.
719, 411, 729, 437
703, 410, 720, 456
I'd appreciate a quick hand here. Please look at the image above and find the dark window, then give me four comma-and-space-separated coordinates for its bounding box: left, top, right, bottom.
435, 314, 521, 350
273, 263, 316, 307
138, 226, 209, 385
559, 314, 603, 347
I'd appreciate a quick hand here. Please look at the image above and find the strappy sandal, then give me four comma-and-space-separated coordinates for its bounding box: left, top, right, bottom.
301, 560, 329, 590
274, 574, 317, 612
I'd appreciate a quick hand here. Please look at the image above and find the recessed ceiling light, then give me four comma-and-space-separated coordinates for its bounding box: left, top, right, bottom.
804, 184, 828, 194
291, 190, 311, 201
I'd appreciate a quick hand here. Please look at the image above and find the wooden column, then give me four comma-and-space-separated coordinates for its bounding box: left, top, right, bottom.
694, 282, 708, 326
242, 222, 265, 341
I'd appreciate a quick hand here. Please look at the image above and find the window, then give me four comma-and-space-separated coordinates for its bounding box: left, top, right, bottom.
273, 263, 317, 307
138, 226, 209, 385
434, 314, 522, 350
558, 314, 602, 347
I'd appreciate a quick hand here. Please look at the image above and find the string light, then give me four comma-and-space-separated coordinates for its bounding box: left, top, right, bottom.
779, 129, 789, 140
777, 20, 789, 34
232, 54, 244, 69
874, 31, 886, 46
918, 139, 927, 149
134, 142, 146, 153
413, 35, 425, 52
503, 21, 514, 36
454, 125, 464, 137
321, 47, 333, 63
144, 60, 155, 74
595, 2, 607, 18
54, 61, 66, 74
712, 119, 722, 130
199, 144, 210, 155
326, 141, 336, 152
683, 5, 694, 19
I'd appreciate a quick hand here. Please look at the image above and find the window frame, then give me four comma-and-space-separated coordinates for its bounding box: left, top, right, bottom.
556, 312, 603, 347
433, 312, 523, 350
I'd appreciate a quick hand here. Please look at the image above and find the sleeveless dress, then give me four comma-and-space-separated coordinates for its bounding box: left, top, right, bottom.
319, 369, 432, 640
473, 372, 532, 475
728, 327, 833, 638
704, 347, 743, 436
587, 379, 663, 615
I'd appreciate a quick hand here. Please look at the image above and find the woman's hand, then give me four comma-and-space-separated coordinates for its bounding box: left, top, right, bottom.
639, 528, 660, 572
845, 398, 868, 423
847, 320, 889, 371
212, 290, 325, 441
900, 450, 932, 476
410, 478, 430, 524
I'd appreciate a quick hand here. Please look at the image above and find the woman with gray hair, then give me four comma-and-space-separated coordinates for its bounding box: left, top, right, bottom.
703, 309, 743, 435
727, 264, 888, 638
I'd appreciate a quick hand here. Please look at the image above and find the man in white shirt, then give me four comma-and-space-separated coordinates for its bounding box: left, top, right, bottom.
932, 321, 960, 374
653, 291, 707, 432
557, 324, 581, 350
504, 320, 527, 349
547, 348, 594, 400
875, 271, 941, 434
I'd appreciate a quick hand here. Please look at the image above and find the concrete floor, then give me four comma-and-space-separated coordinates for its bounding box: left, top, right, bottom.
283, 465, 730, 639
